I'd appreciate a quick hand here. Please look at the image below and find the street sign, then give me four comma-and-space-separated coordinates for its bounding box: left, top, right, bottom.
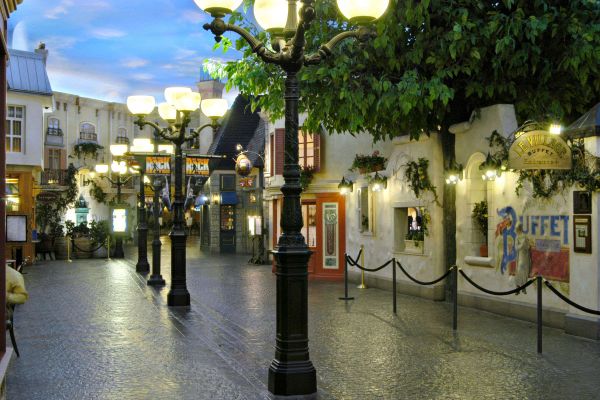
186, 157, 210, 176
146, 156, 171, 175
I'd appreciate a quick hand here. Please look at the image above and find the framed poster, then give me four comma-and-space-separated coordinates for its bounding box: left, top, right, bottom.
112, 208, 128, 233
6, 215, 27, 243
573, 215, 592, 254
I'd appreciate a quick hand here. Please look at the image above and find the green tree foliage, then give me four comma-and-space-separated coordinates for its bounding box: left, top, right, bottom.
206, 0, 600, 139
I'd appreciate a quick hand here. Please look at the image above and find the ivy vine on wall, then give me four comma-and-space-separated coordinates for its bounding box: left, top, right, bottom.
89, 180, 109, 204
404, 158, 440, 205
72, 142, 104, 159
487, 130, 600, 199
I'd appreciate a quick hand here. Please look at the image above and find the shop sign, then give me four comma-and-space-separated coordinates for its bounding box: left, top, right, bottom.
240, 177, 254, 188
508, 130, 571, 170
37, 192, 58, 203
146, 156, 171, 175
186, 157, 210, 176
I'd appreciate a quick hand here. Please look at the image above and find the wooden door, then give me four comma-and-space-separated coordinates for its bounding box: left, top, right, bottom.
301, 202, 318, 274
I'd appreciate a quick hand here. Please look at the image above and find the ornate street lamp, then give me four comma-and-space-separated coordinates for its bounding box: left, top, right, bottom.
127, 91, 227, 306
94, 145, 137, 259
198, 0, 389, 395
370, 171, 388, 192
445, 161, 464, 185
480, 152, 502, 181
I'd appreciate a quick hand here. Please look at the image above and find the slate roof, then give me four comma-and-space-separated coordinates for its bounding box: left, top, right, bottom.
208, 95, 261, 170
565, 102, 600, 138
246, 118, 266, 168
7, 49, 52, 96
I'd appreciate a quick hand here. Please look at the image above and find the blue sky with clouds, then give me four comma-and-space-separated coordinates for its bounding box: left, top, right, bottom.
8, 0, 244, 104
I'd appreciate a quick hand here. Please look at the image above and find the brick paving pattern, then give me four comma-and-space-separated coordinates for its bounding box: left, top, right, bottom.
7, 239, 600, 399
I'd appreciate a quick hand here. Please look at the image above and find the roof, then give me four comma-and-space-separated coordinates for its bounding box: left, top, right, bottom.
565, 103, 600, 138
208, 95, 261, 170
7, 49, 52, 96
246, 118, 266, 168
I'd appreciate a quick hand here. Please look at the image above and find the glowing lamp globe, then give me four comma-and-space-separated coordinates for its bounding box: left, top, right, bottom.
158, 102, 177, 122
176, 91, 201, 112
110, 144, 128, 157
235, 154, 253, 177
164, 87, 191, 106
254, 0, 292, 32
193, 0, 243, 17
127, 96, 155, 116
158, 144, 174, 154
201, 98, 228, 119
131, 138, 154, 153
95, 164, 109, 174
336, 0, 389, 24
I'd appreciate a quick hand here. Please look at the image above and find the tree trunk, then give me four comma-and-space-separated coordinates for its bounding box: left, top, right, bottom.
441, 128, 456, 298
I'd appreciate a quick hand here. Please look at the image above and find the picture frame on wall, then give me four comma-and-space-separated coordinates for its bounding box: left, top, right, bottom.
6, 215, 27, 243
573, 215, 592, 254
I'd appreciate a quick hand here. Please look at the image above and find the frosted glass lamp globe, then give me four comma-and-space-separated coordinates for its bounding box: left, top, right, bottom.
336, 0, 389, 24
194, 0, 243, 17
127, 96, 155, 116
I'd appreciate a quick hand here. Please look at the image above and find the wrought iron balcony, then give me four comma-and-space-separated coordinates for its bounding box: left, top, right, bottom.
47, 127, 63, 136
41, 169, 69, 186
115, 136, 129, 144
79, 132, 98, 143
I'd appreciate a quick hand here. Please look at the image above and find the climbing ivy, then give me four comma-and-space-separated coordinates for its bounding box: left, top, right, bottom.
404, 158, 440, 205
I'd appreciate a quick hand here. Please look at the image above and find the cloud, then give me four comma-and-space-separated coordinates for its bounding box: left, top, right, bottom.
181, 11, 208, 24
40, 35, 80, 52
90, 28, 126, 39
132, 73, 154, 81
122, 58, 149, 68
45, 0, 74, 19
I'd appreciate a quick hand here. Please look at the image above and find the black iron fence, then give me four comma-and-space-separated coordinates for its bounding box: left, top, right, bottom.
40, 169, 70, 186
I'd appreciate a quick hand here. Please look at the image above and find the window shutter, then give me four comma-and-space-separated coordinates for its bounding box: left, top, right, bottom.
314, 132, 321, 172
275, 128, 285, 175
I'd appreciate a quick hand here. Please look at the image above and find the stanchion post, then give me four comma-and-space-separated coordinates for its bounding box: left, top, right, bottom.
106, 236, 111, 261
67, 235, 72, 263
392, 258, 397, 314
339, 254, 354, 301
453, 266, 458, 331
357, 245, 367, 289
537, 275, 543, 354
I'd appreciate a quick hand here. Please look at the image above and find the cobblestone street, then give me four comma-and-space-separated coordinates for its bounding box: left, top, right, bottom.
7, 240, 600, 399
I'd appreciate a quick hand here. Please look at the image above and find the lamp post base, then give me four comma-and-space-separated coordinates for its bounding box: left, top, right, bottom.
147, 275, 165, 286
136, 260, 150, 274
167, 289, 190, 307
114, 237, 125, 259
268, 360, 317, 396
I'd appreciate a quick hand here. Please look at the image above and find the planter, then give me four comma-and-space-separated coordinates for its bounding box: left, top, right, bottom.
479, 244, 488, 257
54, 237, 69, 260
404, 240, 424, 254
73, 237, 93, 259
93, 245, 108, 259
358, 164, 384, 174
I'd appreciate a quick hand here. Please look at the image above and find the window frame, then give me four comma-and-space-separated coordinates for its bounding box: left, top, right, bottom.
6, 105, 25, 153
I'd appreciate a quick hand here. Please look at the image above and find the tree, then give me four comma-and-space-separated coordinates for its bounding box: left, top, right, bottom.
205, 0, 600, 270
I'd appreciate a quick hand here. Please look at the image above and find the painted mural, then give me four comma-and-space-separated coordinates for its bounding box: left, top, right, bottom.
495, 206, 570, 283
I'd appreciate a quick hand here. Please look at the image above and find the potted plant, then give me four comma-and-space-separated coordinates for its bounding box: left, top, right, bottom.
70, 222, 92, 259
350, 151, 387, 174
472, 200, 488, 256
89, 220, 110, 258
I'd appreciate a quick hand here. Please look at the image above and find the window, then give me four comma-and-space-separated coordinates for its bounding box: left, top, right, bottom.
56, 101, 60, 110
118, 127, 127, 137
220, 175, 236, 191
6, 106, 24, 152
298, 130, 320, 170
301, 203, 317, 247
358, 186, 372, 233
48, 117, 61, 135
80, 122, 97, 141
5, 178, 20, 212
269, 133, 274, 176
394, 207, 427, 253
48, 149, 61, 170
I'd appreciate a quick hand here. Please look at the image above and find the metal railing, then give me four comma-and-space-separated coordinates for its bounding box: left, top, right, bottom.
46, 127, 63, 136
41, 169, 70, 186
115, 136, 129, 144
79, 132, 98, 142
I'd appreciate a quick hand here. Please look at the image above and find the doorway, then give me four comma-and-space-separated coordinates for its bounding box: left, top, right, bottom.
220, 205, 236, 253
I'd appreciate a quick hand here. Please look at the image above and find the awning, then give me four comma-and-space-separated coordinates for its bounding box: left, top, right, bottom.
220, 192, 238, 205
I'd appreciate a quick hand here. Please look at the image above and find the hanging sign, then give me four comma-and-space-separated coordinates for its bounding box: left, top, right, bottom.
240, 177, 254, 188
186, 157, 210, 176
508, 130, 571, 170
146, 156, 171, 175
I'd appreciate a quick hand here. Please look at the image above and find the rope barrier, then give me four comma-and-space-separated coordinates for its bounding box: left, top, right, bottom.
395, 260, 454, 286
345, 256, 393, 273
70, 238, 105, 254
544, 281, 600, 316
458, 269, 535, 296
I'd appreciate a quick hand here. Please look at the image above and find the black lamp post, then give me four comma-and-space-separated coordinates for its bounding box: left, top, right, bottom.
127, 93, 227, 306
148, 175, 166, 286
199, 0, 389, 395
94, 156, 135, 259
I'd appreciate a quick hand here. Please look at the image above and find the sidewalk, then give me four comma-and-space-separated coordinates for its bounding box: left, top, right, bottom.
7, 242, 600, 399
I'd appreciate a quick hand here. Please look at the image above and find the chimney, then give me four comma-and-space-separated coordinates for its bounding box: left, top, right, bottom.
35, 42, 48, 65
197, 77, 225, 100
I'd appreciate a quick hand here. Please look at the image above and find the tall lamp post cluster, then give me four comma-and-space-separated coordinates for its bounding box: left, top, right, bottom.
127, 89, 227, 306
197, 0, 389, 396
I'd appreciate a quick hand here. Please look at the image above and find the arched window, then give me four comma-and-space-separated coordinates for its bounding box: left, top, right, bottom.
116, 127, 129, 144
80, 122, 97, 142
464, 153, 488, 256
47, 117, 61, 135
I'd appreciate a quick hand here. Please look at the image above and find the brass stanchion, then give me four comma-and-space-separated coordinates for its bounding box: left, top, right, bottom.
106, 236, 111, 261
357, 244, 367, 289
67, 235, 72, 263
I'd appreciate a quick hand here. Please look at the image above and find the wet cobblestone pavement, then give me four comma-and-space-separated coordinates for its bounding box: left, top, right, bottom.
8, 239, 600, 399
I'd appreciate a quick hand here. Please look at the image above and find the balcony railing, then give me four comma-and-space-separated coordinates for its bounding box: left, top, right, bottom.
115, 136, 129, 144
41, 169, 69, 186
79, 132, 98, 142
47, 127, 63, 136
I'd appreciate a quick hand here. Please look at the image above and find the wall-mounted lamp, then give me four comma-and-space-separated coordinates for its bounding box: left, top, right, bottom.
445, 161, 464, 185
549, 123, 563, 135
480, 153, 502, 181
338, 177, 354, 195
211, 193, 220, 205
370, 172, 388, 192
